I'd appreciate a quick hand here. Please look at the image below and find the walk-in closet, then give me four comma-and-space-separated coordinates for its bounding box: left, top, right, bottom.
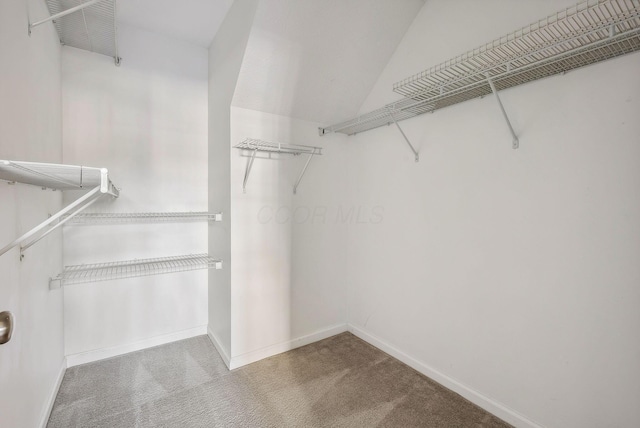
1, 1, 639, 427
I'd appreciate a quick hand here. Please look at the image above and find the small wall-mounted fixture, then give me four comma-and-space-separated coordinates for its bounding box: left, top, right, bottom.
0, 311, 14, 345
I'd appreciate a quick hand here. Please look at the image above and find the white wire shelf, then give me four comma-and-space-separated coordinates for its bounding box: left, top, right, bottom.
50, 254, 223, 288
39, 0, 120, 65
234, 138, 323, 194
63, 212, 223, 224
234, 138, 323, 156
0, 160, 120, 258
0, 160, 117, 193
321, 0, 640, 137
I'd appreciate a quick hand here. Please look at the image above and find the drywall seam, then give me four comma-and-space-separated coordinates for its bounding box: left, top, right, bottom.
65, 326, 207, 367
39, 357, 67, 428
207, 326, 231, 369
229, 324, 348, 370
348, 324, 543, 428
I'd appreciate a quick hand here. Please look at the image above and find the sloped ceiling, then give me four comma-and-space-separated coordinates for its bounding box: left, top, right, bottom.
232, 0, 426, 125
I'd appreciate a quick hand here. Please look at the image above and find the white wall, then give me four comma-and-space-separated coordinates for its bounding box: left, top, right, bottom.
208, 0, 259, 365
0, 0, 65, 427
345, 1, 640, 427
61, 25, 209, 360
229, 107, 348, 366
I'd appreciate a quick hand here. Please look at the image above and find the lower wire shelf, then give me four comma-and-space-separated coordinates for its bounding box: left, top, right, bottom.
63, 211, 223, 224
50, 254, 222, 288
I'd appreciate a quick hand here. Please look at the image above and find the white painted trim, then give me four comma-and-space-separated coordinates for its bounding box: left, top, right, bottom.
348, 324, 543, 428
66, 325, 207, 367
40, 357, 67, 428
207, 327, 231, 369
229, 323, 348, 369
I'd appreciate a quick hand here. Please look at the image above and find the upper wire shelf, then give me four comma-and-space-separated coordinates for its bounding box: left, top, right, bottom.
34, 0, 120, 65
321, 0, 640, 136
0, 160, 120, 258
49, 253, 223, 288
234, 138, 323, 156
0, 160, 118, 193
234, 138, 323, 194
63, 212, 223, 224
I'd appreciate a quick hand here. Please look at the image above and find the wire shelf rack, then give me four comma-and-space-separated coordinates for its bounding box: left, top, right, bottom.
321, 0, 640, 136
0, 160, 116, 192
0, 160, 120, 258
44, 0, 119, 64
63, 212, 223, 224
234, 139, 323, 194
234, 138, 323, 156
50, 254, 223, 288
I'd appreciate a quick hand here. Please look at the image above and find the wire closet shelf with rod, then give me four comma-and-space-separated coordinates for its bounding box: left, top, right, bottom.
0, 159, 119, 259
234, 138, 323, 194
0, 159, 223, 288
29, 0, 121, 66
320, 0, 640, 153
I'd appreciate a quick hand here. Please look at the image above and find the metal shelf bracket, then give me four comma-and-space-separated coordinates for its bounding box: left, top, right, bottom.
293, 152, 317, 194
486, 75, 519, 149
242, 149, 258, 194
389, 111, 419, 162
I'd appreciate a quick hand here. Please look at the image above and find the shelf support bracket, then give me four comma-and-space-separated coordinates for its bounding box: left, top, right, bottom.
293, 151, 318, 195
29, 0, 108, 34
242, 149, 258, 193
486, 74, 519, 149
0, 186, 102, 259
20, 193, 102, 255
389, 112, 419, 162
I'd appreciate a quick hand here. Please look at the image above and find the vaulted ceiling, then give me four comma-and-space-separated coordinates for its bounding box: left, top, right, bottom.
116, 0, 425, 125
232, 0, 426, 125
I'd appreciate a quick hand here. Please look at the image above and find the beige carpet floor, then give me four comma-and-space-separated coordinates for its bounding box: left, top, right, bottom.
48, 332, 511, 427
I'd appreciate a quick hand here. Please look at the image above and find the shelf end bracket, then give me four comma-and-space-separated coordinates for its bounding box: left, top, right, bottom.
487, 74, 519, 149
389, 112, 419, 162
293, 150, 318, 195
242, 149, 258, 193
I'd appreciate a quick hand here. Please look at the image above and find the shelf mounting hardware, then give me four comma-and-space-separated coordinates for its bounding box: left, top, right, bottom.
293, 151, 316, 195
29, 0, 107, 35
486, 74, 519, 149
234, 139, 322, 195
389, 111, 419, 162
243, 149, 258, 194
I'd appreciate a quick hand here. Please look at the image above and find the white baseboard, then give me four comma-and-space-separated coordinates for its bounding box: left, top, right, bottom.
229, 323, 348, 370
40, 357, 67, 428
207, 327, 231, 369
348, 324, 543, 428
66, 325, 208, 367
